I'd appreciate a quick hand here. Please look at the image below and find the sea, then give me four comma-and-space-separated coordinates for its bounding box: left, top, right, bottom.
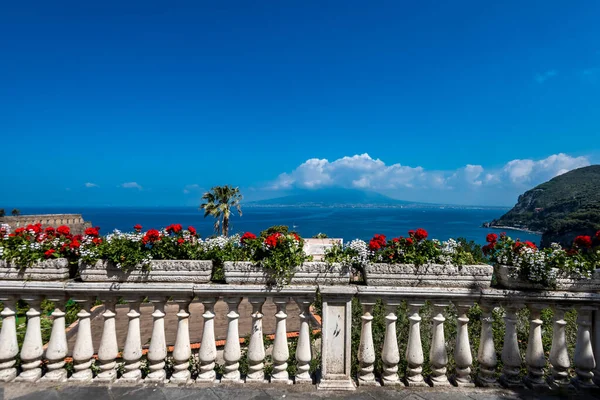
14, 206, 541, 245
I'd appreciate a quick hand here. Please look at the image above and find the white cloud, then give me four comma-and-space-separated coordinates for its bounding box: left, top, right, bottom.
121, 182, 143, 190
85, 182, 98, 188
269, 153, 591, 205
183, 184, 202, 194
535, 69, 558, 84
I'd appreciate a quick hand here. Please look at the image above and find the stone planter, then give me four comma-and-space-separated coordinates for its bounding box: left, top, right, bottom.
494, 264, 600, 291
365, 263, 493, 288
79, 260, 213, 283
223, 261, 350, 285
0, 258, 70, 281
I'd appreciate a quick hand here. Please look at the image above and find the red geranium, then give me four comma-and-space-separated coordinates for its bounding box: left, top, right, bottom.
293, 233, 301, 241
369, 234, 387, 251
188, 226, 197, 236
134, 224, 142, 232
241, 232, 257, 244
45, 227, 55, 235
166, 224, 183, 234
574, 235, 593, 249
44, 249, 56, 258
408, 230, 415, 237
414, 228, 428, 241
26, 223, 42, 234
406, 237, 414, 245
14, 227, 25, 235
486, 233, 498, 243
69, 240, 81, 249
142, 229, 161, 244
57, 225, 70, 236
85, 227, 100, 237
177, 238, 185, 245
392, 237, 400, 243
482, 243, 494, 255
92, 237, 102, 245
265, 233, 282, 248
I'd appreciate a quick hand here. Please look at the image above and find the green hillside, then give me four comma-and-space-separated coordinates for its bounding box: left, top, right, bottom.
490, 165, 600, 246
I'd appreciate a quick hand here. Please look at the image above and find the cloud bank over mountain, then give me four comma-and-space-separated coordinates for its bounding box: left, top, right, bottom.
270, 153, 591, 206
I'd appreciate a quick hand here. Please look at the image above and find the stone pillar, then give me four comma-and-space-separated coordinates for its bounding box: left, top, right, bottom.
573, 306, 596, 389
405, 301, 427, 387
170, 298, 192, 384
15, 296, 43, 382
429, 302, 450, 386
70, 297, 94, 382
196, 298, 218, 383
357, 298, 378, 386
272, 297, 292, 384
452, 301, 474, 387
119, 298, 143, 383
548, 305, 571, 389
246, 297, 266, 383
524, 304, 547, 389
295, 297, 313, 384
95, 298, 118, 383
222, 297, 243, 383
0, 295, 19, 382
500, 304, 523, 387
476, 302, 498, 387
318, 287, 356, 391
381, 299, 401, 386
593, 309, 600, 387
41, 297, 68, 382
146, 296, 168, 383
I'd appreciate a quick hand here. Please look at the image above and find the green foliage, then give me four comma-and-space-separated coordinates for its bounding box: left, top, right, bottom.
0, 208, 5, 217
259, 225, 290, 238
313, 233, 328, 238
200, 185, 243, 236
11, 209, 20, 216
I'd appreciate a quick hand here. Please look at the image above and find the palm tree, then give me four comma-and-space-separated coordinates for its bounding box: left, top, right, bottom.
200, 186, 243, 236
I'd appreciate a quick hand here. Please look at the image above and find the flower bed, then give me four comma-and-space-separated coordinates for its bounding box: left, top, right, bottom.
79, 259, 212, 283
223, 261, 349, 285
0, 258, 70, 281
365, 263, 492, 288
484, 232, 600, 290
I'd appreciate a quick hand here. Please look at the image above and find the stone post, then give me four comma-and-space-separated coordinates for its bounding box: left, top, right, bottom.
170, 297, 193, 384
0, 296, 19, 382
381, 299, 401, 386
524, 304, 547, 389
405, 301, 427, 387
476, 302, 498, 387
429, 302, 450, 386
272, 297, 292, 384
41, 296, 68, 382
196, 297, 218, 383
500, 304, 523, 387
452, 301, 474, 387
119, 297, 143, 383
295, 297, 313, 384
573, 306, 596, 389
593, 309, 600, 387
95, 298, 118, 383
357, 298, 378, 386
15, 296, 44, 382
548, 305, 571, 389
246, 297, 266, 383
318, 286, 356, 391
222, 297, 243, 383
70, 297, 94, 382
146, 296, 168, 383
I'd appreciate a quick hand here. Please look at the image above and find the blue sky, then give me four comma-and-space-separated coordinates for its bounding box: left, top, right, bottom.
1, 1, 599, 207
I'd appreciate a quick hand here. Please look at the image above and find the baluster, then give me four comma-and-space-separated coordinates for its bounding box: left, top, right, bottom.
295, 297, 313, 384
95, 297, 118, 383
0, 295, 19, 382
246, 297, 266, 383
41, 296, 68, 382
381, 299, 401, 386
272, 297, 292, 384
70, 297, 94, 382
573, 306, 596, 389
170, 297, 192, 384
357, 298, 378, 386
548, 305, 571, 389
222, 297, 243, 383
476, 302, 498, 387
405, 301, 427, 386
524, 304, 547, 388
15, 295, 43, 382
429, 302, 450, 386
196, 297, 218, 383
500, 304, 523, 387
146, 296, 168, 383
593, 309, 600, 387
119, 298, 143, 383
452, 301, 474, 386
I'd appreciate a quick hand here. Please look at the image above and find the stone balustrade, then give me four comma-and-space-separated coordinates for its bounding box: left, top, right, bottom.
0, 280, 599, 393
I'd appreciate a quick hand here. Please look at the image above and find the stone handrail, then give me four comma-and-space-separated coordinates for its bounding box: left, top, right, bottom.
0, 280, 599, 392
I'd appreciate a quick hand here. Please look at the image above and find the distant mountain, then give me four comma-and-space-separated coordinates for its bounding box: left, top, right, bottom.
489, 165, 600, 247
248, 188, 415, 207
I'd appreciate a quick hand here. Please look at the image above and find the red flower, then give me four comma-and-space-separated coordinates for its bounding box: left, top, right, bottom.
241, 232, 257, 244
57, 225, 70, 236
134, 224, 142, 232
408, 230, 415, 237
142, 229, 161, 244
166, 224, 183, 234
406, 238, 414, 245
26, 224, 42, 234
482, 243, 494, 255
574, 235, 593, 249
392, 237, 400, 243
85, 227, 99, 237
414, 228, 428, 241
92, 237, 102, 245
177, 238, 185, 245
69, 240, 81, 249
14, 227, 25, 235
73, 235, 83, 241
45, 227, 55, 235
524, 241, 537, 249
369, 234, 387, 251
596, 230, 600, 239
44, 249, 56, 258
188, 226, 197, 236
486, 233, 498, 243
293, 233, 301, 241
265, 233, 282, 248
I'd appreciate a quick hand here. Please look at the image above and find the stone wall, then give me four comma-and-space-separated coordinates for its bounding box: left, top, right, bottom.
0, 214, 91, 235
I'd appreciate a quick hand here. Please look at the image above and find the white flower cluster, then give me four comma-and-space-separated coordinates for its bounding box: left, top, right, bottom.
0, 246, 4, 257
513, 246, 547, 283
437, 238, 458, 265
199, 235, 240, 251
1, 224, 10, 240
106, 229, 144, 243
346, 239, 370, 269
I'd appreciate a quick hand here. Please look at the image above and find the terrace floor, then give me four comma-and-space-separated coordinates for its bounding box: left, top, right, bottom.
2, 383, 599, 400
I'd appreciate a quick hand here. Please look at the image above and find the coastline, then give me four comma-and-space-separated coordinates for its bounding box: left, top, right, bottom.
486, 225, 543, 235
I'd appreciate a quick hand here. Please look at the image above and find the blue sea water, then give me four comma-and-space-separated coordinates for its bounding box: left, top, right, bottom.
15, 206, 541, 245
